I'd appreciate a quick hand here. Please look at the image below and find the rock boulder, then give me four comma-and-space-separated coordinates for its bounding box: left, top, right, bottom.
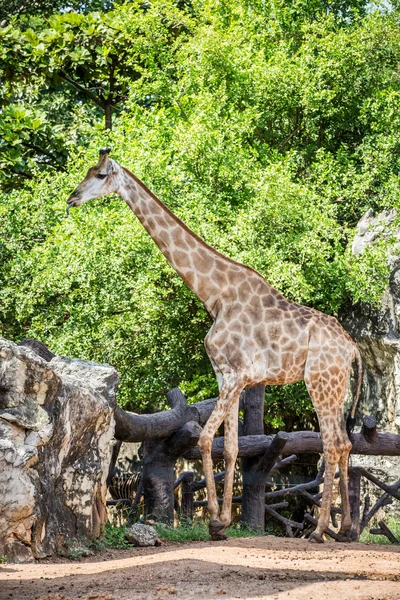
0, 338, 117, 562
124, 523, 159, 546
341, 209, 400, 433
341, 209, 400, 517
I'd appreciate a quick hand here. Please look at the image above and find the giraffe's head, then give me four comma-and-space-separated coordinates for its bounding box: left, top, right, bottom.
66, 148, 121, 213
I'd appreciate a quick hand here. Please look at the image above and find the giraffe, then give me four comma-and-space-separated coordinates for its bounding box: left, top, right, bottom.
66, 148, 362, 543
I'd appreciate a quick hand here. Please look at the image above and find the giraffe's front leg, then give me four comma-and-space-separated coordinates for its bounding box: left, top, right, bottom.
198, 427, 220, 526
198, 379, 244, 541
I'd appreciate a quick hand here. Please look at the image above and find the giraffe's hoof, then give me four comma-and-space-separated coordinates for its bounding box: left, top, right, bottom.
209, 521, 228, 541
336, 531, 352, 543
308, 532, 324, 544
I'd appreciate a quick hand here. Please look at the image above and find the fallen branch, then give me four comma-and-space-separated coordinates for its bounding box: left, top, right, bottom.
360, 492, 393, 533
370, 520, 399, 544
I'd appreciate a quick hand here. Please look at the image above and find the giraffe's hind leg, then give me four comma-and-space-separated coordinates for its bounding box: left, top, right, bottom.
305, 364, 352, 543
309, 440, 340, 543
336, 411, 353, 542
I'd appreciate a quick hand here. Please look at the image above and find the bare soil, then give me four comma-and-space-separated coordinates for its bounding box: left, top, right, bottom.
1, 536, 399, 600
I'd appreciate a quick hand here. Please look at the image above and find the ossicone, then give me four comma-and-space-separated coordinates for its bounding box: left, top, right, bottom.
99, 148, 111, 156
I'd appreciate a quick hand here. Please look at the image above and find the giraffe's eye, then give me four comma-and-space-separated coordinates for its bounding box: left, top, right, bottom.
96, 173, 107, 180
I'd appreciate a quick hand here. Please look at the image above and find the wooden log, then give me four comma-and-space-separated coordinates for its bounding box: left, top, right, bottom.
268, 501, 289, 510
270, 454, 297, 473
142, 421, 201, 523
194, 498, 225, 507
174, 471, 193, 490
256, 432, 289, 474
18, 338, 55, 362
357, 468, 400, 500
115, 388, 189, 442
106, 440, 122, 486
370, 520, 399, 544
360, 494, 371, 533
361, 415, 377, 443
299, 489, 342, 527
114, 390, 245, 443
106, 499, 131, 506
190, 454, 293, 494
359, 492, 393, 533
191, 471, 225, 492
349, 467, 362, 540
265, 468, 325, 500
166, 421, 202, 460
265, 504, 304, 531
181, 472, 194, 522
184, 430, 400, 460
241, 430, 290, 531
241, 385, 266, 532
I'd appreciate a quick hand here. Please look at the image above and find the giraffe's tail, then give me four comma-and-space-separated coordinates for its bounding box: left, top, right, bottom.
346, 345, 363, 436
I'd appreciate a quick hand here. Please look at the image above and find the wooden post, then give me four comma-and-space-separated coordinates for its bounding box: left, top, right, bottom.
349, 466, 362, 540
181, 472, 194, 522
106, 440, 122, 486
142, 421, 201, 523
241, 386, 266, 531
361, 415, 377, 444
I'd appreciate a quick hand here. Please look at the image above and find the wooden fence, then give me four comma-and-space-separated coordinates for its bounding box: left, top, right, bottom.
109, 385, 400, 542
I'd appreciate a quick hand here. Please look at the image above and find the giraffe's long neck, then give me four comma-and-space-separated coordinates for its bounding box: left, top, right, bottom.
119, 167, 244, 318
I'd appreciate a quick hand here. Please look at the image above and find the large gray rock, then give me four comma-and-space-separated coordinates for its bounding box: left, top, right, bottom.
342, 209, 400, 433
342, 210, 400, 517
0, 338, 117, 562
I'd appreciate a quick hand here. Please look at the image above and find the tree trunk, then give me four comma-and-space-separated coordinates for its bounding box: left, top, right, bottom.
142, 422, 201, 523
349, 467, 362, 540
241, 385, 266, 532
105, 104, 112, 130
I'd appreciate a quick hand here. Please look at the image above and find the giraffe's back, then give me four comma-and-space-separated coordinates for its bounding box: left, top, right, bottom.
207, 271, 355, 385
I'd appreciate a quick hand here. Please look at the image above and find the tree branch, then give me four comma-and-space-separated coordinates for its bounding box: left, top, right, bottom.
59, 71, 105, 109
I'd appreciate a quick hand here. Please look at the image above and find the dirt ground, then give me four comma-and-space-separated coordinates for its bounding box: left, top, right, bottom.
1, 536, 400, 600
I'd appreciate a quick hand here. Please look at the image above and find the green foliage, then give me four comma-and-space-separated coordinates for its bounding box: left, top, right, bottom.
0, 0, 398, 421
102, 522, 133, 549
0, 1, 192, 184
65, 523, 134, 558
0, 0, 117, 21
264, 381, 317, 432
0, 555, 7, 564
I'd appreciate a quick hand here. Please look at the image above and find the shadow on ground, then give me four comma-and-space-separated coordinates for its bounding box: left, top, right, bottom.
1, 536, 399, 600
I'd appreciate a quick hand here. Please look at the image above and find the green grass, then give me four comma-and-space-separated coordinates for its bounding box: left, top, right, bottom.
101, 522, 133, 549
64, 523, 134, 558
155, 521, 260, 542
360, 519, 400, 545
